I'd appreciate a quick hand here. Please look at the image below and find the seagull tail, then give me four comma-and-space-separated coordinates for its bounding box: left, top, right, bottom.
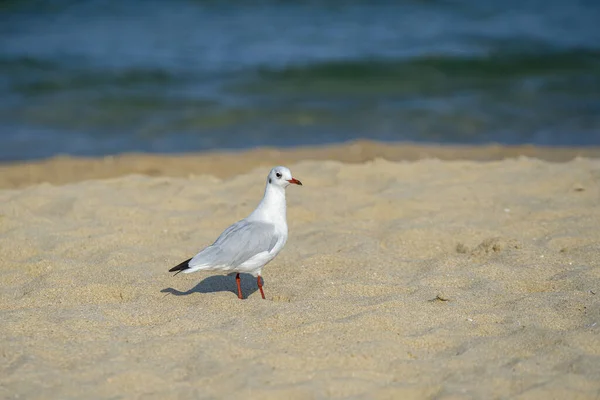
169, 258, 193, 276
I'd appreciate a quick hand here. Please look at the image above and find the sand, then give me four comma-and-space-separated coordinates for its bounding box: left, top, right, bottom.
1, 147, 599, 399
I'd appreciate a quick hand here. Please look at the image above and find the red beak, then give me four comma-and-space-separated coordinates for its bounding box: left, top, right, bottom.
287, 178, 302, 186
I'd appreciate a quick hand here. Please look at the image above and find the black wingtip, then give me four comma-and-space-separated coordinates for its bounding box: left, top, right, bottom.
169, 258, 192, 276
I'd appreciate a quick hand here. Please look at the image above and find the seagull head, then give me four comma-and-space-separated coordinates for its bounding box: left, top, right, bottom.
268, 166, 302, 188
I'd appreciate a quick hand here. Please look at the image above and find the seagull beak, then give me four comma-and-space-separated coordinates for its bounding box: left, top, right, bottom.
288, 178, 302, 186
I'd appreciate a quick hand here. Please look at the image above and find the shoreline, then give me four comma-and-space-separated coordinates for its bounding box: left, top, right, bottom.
1, 140, 600, 189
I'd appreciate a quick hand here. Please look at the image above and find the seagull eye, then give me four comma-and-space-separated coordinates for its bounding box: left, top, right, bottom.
275, 172, 282, 179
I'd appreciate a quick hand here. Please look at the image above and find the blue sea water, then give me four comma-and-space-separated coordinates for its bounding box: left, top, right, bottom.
1, 0, 599, 161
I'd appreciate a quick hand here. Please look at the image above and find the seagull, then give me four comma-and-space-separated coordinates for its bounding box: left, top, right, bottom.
169, 166, 302, 300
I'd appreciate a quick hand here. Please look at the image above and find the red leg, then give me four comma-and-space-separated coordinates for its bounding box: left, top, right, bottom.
257, 275, 265, 300
236, 273, 243, 299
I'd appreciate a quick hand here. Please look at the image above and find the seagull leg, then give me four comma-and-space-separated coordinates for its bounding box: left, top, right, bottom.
257, 275, 265, 300
236, 273, 243, 299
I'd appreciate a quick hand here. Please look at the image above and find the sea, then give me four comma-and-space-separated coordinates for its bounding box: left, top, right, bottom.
1, 0, 599, 161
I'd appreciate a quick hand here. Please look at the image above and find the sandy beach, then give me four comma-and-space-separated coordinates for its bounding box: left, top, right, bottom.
1, 145, 599, 399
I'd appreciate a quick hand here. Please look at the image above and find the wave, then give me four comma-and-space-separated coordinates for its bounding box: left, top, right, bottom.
0, 56, 183, 95
3, 46, 599, 98
244, 49, 600, 95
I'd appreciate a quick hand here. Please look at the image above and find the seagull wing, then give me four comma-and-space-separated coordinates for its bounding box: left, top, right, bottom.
187, 219, 280, 271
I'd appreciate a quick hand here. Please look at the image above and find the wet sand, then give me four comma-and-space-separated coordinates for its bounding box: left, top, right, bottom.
2, 140, 600, 189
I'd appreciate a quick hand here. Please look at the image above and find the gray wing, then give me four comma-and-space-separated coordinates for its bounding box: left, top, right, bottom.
189, 219, 279, 269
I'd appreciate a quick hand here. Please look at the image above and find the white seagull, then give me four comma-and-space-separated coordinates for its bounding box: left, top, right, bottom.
169, 166, 302, 300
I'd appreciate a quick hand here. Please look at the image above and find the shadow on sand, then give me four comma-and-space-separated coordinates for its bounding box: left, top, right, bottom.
161, 273, 259, 299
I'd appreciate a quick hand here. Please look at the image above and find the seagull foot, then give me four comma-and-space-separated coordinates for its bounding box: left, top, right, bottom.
236, 273, 243, 300
257, 275, 266, 300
